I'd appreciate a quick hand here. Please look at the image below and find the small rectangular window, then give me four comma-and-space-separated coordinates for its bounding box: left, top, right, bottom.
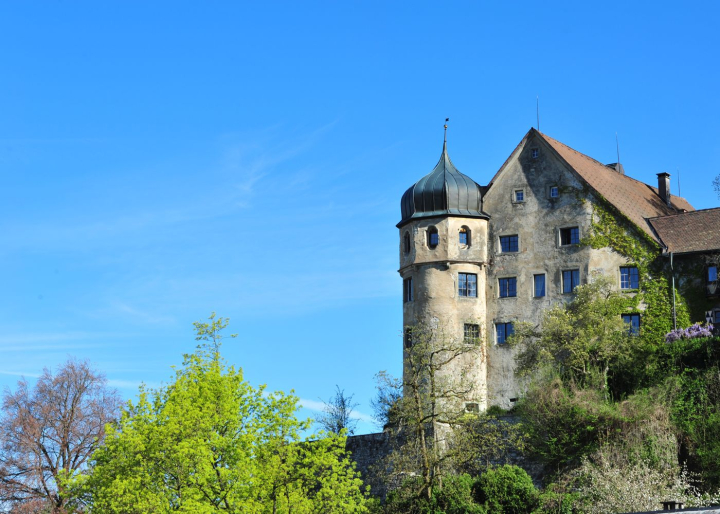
714, 311, 720, 325
709, 266, 718, 283
403, 277, 413, 303
562, 269, 580, 293
496, 322, 514, 344
459, 227, 469, 245
499, 235, 519, 253
458, 273, 478, 297
499, 277, 517, 298
534, 274, 546, 297
531, 148, 539, 158
560, 227, 580, 246
404, 327, 413, 348
465, 402, 480, 413
464, 324, 480, 344
620, 266, 639, 290
514, 190, 524, 202
550, 186, 559, 198
621, 314, 641, 335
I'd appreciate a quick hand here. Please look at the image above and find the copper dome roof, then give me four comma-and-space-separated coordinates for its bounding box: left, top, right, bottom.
398, 142, 487, 227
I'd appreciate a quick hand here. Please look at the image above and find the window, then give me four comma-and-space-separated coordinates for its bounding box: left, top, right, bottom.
459, 226, 470, 246
499, 235, 519, 253
714, 311, 720, 325
531, 148, 539, 158
560, 227, 580, 246
496, 322, 514, 344
622, 314, 641, 335
620, 266, 639, 289
464, 324, 480, 344
499, 277, 517, 298
458, 273, 477, 297
404, 327, 413, 348
534, 274, 546, 297
562, 269, 580, 293
428, 227, 439, 249
403, 277, 413, 303
403, 232, 411, 255
514, 190, 524, 202
550, 186, 559, 198
465, 402, 480, 413
708, 266, 718, 295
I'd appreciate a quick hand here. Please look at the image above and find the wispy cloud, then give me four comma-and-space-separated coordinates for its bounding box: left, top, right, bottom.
0, 370, 41, 378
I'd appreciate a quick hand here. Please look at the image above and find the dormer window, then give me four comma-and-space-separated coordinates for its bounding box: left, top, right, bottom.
459, 226, 470, 246
428, 227, 439, 249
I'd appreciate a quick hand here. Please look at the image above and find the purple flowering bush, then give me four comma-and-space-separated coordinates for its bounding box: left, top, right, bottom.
665, 323, 714, 344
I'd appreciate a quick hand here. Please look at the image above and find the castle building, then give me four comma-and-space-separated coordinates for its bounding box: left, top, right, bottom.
397, 127, 716, 409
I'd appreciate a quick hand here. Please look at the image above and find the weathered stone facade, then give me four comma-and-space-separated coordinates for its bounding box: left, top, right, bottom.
397, 128, 697, 409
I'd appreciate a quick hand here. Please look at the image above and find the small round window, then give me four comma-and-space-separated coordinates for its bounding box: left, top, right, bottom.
428, 227, 439, 249
459, 226, 471, 247
403, 232, 411, 255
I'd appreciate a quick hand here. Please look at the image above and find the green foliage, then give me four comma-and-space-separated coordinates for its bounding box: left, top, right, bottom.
72, 314, 368, 513
512, 277, 633, 395
661, 336, 720, 488
475, 465, 539, 514
381, 474, 486, 514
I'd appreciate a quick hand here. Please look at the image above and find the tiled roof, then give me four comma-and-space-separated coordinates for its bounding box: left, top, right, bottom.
537, 131, 694, 242
648, 208, 720, 254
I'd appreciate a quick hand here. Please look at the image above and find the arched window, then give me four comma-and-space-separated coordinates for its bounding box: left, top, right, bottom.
459, 226, 471, 246
427, 227, 439, 249
403, 232, 411, 255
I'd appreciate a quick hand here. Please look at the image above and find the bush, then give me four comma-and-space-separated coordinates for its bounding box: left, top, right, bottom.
381, 474, 485, 514
475, 465, 538, 513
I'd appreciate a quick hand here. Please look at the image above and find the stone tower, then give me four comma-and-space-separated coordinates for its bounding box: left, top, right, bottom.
397, 135, 490, 411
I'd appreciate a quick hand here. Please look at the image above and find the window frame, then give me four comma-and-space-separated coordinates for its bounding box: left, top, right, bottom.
463, 323, 480, 345
559, 226, 580, 246
621, 313, 641, 335
459, 226, 471, 247
499, 235, 519, 253
403, 277, 413, 303
458, 272, 478, 298
514, 189, 525, 203
533, 274, 546, 298
498, 277, 517, 298
620, 266, 639, 290
562, 269, 580, 294
495, 322, 514, 344
427, 227, 439, 249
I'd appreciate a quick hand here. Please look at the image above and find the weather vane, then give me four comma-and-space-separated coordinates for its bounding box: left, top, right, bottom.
444, 118, 449, 143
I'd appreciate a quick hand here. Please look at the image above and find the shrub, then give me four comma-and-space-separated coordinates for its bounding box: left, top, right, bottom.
475, 465, 538, 513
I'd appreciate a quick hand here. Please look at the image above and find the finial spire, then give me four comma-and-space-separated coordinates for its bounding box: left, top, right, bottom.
443, 118, 449, 152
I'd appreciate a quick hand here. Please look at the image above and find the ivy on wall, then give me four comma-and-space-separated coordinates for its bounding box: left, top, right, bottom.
579, 196, 691, 350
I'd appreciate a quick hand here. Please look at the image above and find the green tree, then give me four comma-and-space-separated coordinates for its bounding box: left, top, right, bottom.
512, 276, 633, 395
71, 314, 367, 513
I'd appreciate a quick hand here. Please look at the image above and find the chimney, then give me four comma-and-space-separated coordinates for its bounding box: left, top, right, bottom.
657, 172, 671, 206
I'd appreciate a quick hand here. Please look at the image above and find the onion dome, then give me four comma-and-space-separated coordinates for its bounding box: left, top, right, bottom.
398, 141, 487, 228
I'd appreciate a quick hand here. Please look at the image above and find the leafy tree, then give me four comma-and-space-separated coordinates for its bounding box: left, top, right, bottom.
72, 314, 368, 513
511, 276, 633, 395
316, 385, 359, 435
370, 371, 402, 430
376, 321, 484, 503
0, 358, 121, 513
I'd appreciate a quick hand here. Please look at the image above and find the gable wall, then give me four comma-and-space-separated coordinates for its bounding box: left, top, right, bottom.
481, 133, 632, 406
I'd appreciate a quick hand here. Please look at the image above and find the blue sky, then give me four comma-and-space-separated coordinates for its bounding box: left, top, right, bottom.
1, 1, 718, 434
